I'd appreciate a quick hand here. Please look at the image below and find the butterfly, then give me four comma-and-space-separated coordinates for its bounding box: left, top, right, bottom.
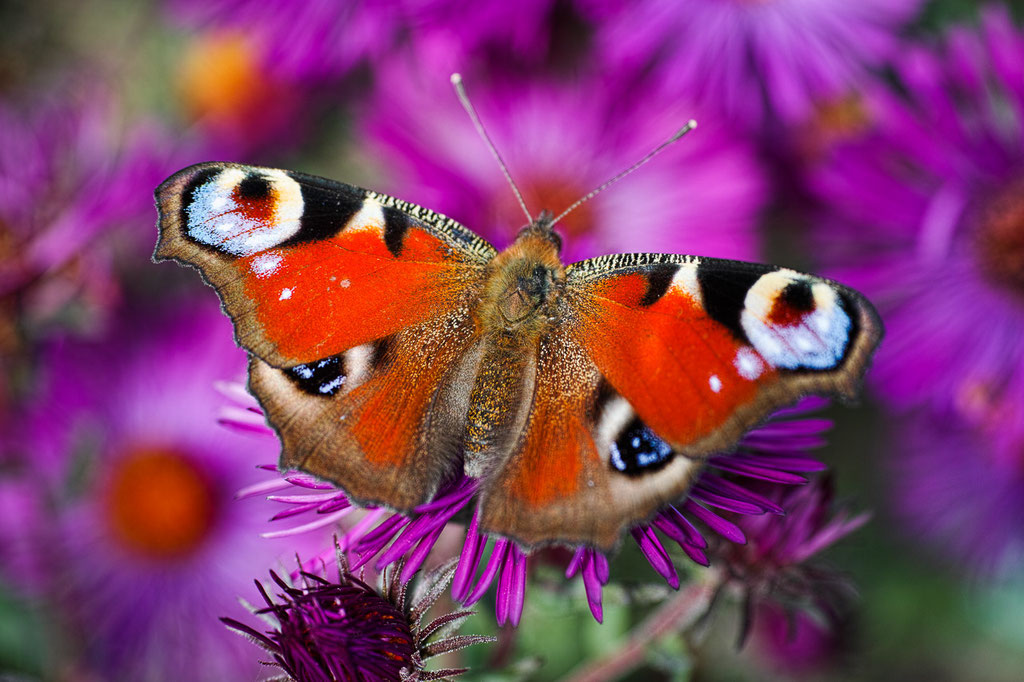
154, 156, 881, 552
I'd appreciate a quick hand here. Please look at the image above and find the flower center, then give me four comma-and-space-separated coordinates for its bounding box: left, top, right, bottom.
177, 31, 277, 126
279, 583, 416, 679
798, 94, 870, 160
105, 447, 217, 559
976, 179, 1024, 297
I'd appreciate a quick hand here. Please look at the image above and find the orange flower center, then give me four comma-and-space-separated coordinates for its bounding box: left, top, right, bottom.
798, 94, 871, 160
976, 179, 1024, 298
815, 95, 869, 136
177, 31, 276, 126
105, 447, 217, 559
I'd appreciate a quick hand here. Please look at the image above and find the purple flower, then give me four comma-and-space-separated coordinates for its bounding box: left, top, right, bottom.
0, 87, 168, 336
891, 407, 1024, 576
224, 556, 494, 681
720, 475, 868, 597
362, 68, 768, 262
749, 601, 850, 676
168, 0, 400, 85
173, 29, 306, 155
718, 476, 868, 667
592, 0, 924, 128
229, 388, 833, 626
809, 5, 1024, 529
0, 301, 327, 681
395, 0, 618, 73
165, 1, 402, 154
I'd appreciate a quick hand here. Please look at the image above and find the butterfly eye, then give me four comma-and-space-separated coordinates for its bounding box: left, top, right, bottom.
609, 418, 675, 475
287, 355, 346, 396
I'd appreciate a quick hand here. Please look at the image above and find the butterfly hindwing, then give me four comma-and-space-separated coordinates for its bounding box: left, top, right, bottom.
248, 311, 484, 510
154, 162, 495, 367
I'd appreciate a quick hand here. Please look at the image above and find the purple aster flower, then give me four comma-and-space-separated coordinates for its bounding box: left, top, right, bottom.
173, 29, 306, 155
224, 556, 494, 681
592, 0, 924, 129
810, 8, 1024, 447
0, 301, 327, 681
396, 0, 621, 74
891, 407, 1024, 576
362, 67, 767, 262
717, 476, 868, 668
168, 0, 400, 84
0, 87, 168, 339
228, 386, 832, 626
165, 1, 402, 154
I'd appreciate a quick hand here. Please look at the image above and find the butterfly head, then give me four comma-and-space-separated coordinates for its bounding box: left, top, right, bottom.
516, 209, 563, 254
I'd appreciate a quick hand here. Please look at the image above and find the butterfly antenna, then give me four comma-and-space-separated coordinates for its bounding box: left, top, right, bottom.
551, 119, 698, 227
451, 73, 533, 224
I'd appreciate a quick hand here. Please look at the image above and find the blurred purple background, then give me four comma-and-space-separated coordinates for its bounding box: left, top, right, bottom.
2, 1, 1024, 680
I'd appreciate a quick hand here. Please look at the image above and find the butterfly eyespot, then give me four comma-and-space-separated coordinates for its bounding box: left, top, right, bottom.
609, 418, 675, 476
286, 355, 346, 396
740, 271, 853, 370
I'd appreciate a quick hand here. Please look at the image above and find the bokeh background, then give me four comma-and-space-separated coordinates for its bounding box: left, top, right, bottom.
3, 0, 1024, 680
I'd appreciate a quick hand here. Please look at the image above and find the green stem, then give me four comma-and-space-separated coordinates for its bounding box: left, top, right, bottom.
565, 573, 720, 682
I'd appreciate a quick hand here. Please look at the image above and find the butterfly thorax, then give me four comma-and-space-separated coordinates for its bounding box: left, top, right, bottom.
462, 225, 566, 476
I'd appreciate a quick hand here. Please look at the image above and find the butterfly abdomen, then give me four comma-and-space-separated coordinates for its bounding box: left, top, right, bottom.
462, 330, 537, 478
460, 231, 568, 477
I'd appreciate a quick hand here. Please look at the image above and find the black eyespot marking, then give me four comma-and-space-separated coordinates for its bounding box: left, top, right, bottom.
383, 206, 412, 257
640, 263, 679, 306
836, 289, 862, 361
286, 355, 346, 396
780, 280, 815, 312
236, 172, 273, 200
697, 261, 774, 342
610, 418, 674, 476
278, 171, 364, 247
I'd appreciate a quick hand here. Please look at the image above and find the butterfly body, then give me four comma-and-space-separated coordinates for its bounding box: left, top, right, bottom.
155, 162, 881, 551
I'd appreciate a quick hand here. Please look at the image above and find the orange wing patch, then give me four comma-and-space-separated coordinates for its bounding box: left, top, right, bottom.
237, 220, 482, 363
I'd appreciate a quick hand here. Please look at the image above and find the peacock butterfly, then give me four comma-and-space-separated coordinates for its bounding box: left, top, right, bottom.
153, 86, 881, 552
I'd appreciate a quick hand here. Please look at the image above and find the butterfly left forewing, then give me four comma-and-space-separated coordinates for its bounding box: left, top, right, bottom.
154, 162, 495, 367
